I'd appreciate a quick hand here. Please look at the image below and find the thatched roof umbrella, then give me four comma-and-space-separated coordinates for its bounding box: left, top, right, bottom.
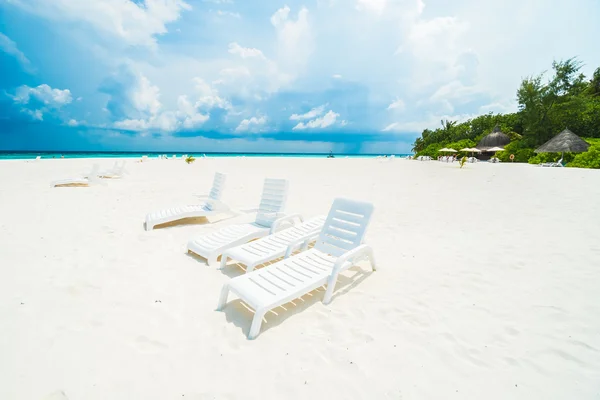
476, 125, 511, 151
535, 128, 590, 154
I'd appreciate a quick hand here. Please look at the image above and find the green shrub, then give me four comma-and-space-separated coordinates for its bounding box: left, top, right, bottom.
515, 148, 535, 162
583, 138, 600, 146
568, 145, 600, 169
415, 139, 476, 159
415, 143, 445, 158
496, 141, 534, 162
528, 152, 575, 165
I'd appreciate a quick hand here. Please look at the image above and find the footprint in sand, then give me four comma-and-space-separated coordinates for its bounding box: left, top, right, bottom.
505, 326, 520, 337
43, 390, 69, 400
134, 335, 169, 353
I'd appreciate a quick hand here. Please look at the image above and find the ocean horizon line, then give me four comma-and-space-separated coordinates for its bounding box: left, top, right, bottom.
0, 150, 411, 160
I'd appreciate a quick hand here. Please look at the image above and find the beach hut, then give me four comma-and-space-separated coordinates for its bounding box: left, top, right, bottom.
476, 125, 511, 160
535, 128, 590, 154
534, 128, 590, 166
476, 125, 511, 151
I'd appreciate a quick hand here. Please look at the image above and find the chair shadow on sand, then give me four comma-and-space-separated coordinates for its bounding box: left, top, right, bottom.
218, 261, 376, 338
143, 211, 244, 231
143, 203, 258, 231
147, 216, 210, 230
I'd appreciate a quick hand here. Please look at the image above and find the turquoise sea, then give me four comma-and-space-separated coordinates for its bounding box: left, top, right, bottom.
0, 151, 409, 160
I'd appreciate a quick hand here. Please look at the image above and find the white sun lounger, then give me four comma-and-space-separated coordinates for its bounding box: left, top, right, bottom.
541, 158, 564, 167
186, 178, 289, 266
217, 198, 376, 339
51, 164, 102, 187
220, 215, 327, 273
145, 172, 227, 231
100, 161, 127, 178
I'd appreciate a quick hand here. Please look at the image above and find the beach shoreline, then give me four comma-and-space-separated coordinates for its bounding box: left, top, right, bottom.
0, 152, 410, 161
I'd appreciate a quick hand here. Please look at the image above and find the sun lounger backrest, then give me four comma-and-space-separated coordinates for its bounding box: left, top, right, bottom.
255, 178, 289, 227
88, 164, 101, 183
204, 172, 227, 211
314, 198, 374, 257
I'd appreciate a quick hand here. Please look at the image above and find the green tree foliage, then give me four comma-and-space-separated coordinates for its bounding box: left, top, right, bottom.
494, 141, 535, 163
528, 152, 575, 165
569, 145, 600, 169
411, 113, 520, 154
412, 58, 600, 168
587, 68, 600, 96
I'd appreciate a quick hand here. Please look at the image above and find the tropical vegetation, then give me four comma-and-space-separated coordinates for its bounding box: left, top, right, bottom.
411, 58, 600, 168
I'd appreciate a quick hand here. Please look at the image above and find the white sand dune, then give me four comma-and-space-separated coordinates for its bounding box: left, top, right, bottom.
0, 157, 599, 399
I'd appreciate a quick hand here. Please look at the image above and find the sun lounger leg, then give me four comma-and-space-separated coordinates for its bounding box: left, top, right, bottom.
246, 262, 260, 273
301, 238, 310, 251
367, 248, 377, 271
217, 284, 230, 311
248, 308, 267, 340
323, 274, 340, 305
207, 254, 218, 267
323, 246, 377, 304
219, 254, 229, 270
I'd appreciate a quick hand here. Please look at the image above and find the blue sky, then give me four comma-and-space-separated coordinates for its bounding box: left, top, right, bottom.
1, 0, 599, 153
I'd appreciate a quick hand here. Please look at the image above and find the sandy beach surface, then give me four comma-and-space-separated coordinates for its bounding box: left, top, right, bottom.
0, 157, 599, 400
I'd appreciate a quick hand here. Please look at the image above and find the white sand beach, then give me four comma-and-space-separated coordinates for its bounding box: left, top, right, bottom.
0, 157, 599, 400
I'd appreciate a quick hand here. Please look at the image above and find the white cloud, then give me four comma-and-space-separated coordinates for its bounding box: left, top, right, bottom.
115, 110, 205, 133
355, 0, 387, 13
382, 112, 480, 133
132, 75, 162, 115
10, 0, 192, 47
290, 105, 326, 120
387, 98, 405, 111
14, 84, 73, 107
0, 33, 34, 73
113, 76, 227, 133
429, 80, 482, 103
218, 66, 252, 81
216, 10, 241, 18
270, 5, 291, 27
193, 77, 230, 109
176, 95, 210, 129
25, 109, 44, 121
401, 15, 470, 87
67, 119, 79, 126
293, 110, 339, 130
271, 5, 313, 78
235, 116, 267, 132
228, 42, 265, 59
422, 80, 487, 114
332, 74, 342, 79
478, 101, 517, 115
219, 40, 293, 94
